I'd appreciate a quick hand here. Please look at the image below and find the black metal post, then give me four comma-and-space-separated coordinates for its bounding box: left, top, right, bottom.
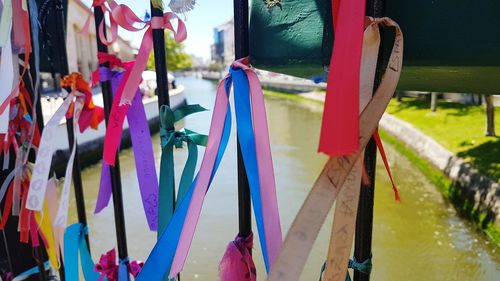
233, 0, 252, 242
92, 6, 129, 265
150, 0, 176, 230
150, 3, 171, 108
53, 0, 90, 249
353, 1, 385, 281
149, 3, 180, 280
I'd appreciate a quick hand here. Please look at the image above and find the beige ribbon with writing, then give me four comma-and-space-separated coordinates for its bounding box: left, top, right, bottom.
267, 17, 403, 281
323, 20, 381, 281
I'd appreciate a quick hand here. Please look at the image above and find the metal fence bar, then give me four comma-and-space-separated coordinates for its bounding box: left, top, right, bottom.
354, 1, 385, 280
233, 0, 253, 242
92, 5, 129, 265
54, 0, 89, 243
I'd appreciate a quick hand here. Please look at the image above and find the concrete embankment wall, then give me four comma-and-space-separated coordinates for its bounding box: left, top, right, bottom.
295, 91, 500, 228
380, 114, 500, 226
202, 73, 326, 93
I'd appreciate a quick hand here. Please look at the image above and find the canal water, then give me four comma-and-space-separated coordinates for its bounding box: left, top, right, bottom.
69, 77, 499, 280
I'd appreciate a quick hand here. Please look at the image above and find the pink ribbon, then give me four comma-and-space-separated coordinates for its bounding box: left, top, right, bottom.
129, 260, 144, 278
95, 249, 144, 281
169, 58, 282, 277
81, 0, 119, 45
95, 250, 118, 281
219, 233, 257, 281
102, 4, 186, 165
318, 0, 366, 156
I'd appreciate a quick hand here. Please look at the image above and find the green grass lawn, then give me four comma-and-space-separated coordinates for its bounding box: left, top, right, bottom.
386, 97, 500, 182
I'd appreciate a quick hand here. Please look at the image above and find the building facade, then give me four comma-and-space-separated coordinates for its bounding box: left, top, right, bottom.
66, 0, 136, 80
211, 18, 234, 68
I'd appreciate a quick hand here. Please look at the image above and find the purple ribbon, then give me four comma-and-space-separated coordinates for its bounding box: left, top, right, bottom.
95, 71, 159, 231
99, 67, 113, 82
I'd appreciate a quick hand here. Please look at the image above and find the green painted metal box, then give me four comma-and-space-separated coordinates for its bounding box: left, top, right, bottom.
249, 0, 500, 94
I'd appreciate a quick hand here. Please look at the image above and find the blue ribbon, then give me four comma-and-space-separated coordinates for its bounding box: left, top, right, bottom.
138, 66, 274, 279
119, 257, 130, 281
12, 261, 50, 281
64, 223, 104, 281
136, 81, 232, 281
231, 66, 271, 271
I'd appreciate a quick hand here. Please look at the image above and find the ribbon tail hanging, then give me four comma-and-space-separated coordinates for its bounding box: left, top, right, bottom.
319, 0, 366, 156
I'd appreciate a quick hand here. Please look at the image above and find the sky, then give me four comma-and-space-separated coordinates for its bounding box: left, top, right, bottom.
81, 0, 234, 59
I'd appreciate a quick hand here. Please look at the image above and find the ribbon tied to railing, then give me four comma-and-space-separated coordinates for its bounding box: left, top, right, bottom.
136, 57, 282, 281
102, 4, 187, 169
95, 249, 144, 281
81, 0, 119, 45
266, 17, 403, 281
319, 256, 372, 281
219, 233, 257, 281
157, 104, 208, 235
95, 250, 118, 281
26, 74, 104, 261
64, 223, 103, 281
110, 3, 186, 106
96, 70, 159, 231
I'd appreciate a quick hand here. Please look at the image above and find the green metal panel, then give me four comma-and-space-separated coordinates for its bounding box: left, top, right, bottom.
249, 0, 500, 94
36, 0, 68, 74
249, 0, 332, 78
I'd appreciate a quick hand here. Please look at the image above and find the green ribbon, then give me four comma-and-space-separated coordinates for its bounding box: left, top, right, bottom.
0, 0, 12, 47
319, 256, 372, 281
158, 104, 208, 237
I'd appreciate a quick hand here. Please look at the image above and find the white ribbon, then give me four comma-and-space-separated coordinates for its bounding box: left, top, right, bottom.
0, 0, 14, 135
26, 90, 73, 211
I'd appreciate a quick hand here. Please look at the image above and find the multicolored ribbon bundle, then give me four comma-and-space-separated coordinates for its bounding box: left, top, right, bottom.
100, 3, 186, 167
267, 17, 403, 281
95, 67, 160, 231
0, 1, 408, 280
25, 73, 104, 257
136, 58, 282, 281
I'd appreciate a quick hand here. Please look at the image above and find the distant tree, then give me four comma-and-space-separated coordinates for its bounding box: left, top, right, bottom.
208, 63, 224, 72
146, 31, 192, 71
483, 95, 496, 136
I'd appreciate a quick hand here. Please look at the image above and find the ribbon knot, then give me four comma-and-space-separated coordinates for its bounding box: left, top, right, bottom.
93, 0, 108, 6
97, 52, 126, 69
319, 256, 372, 281
94, 249, 144, 281
150, 16, 165, 29
95, 249, 118, 281
234, 233, 254, 254
61, 73, 104, 132
159, 104, 208, 149
220, 233, 257, 281
346, 256, 372, 281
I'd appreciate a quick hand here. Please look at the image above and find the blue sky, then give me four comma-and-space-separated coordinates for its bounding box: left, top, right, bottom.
81, 0, 234, 59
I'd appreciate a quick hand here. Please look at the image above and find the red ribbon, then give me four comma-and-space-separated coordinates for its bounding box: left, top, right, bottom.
61, 73, 105, 132
374, 130, 400, 201
318, 0, 366, 156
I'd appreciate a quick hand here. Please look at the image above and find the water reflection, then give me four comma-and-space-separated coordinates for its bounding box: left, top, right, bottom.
69, 77, 499, 280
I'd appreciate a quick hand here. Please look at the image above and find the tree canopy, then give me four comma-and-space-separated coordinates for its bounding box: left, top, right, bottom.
146, 31, 192, 71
